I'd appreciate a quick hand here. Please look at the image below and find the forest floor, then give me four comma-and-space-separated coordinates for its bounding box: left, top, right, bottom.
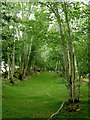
2, 72, 89, 119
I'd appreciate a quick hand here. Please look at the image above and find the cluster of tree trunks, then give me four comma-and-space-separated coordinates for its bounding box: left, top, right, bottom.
7, 3, 33, 81
6, 2, 86, 103
39, 2, 81, 102
7, 21, 15, 84
8, 42, 15, 84
55, 61, 64, 77
32, 65, 45, 72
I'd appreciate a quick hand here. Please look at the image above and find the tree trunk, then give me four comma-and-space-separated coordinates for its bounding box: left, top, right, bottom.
63, 2, 76, 102
73, 51, 76, 99
23, 36, 33, 78
76, 60, 81, 101
11, 3, 16, 83
55, 61, 58, 72
58, 61, 60, 72
62, 42, 72, 100
19, 55, 24, 80
78, 74, 81, 101
54, 3, 72, 101
8, 54, 11, 80
11, 41, 15, 80
39, 2, 73, 101
88, 74, 90, 86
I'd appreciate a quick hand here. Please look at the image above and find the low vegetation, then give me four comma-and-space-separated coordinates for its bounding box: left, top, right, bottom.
2, 72, 88, 119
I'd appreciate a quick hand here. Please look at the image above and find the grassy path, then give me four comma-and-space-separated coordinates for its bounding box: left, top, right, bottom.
2, 72, 88, 118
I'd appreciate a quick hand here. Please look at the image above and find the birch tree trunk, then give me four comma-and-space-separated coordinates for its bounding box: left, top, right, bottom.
62, 41, 72, 100
18, 2, 25, 80
18, 33, 24, 80
78, 74, 81, 101
63, 2, 76, 102
73, 50, 76, 99
58, 61, 60, 72
10, 3, 16, 83
54, 4, 72, 100
76, 60, 81, 101
21, 3, 32, 79
11, 41, 15, 81
74, 45, 81, 101
23, 36, 33, 78
55, 61, 58, 72
7, 5, 11, 81
39, 2, 73, 101
8, 54, 11, 80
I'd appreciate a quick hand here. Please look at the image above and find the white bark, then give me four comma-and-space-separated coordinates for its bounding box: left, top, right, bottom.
55, 61, 58, 72
54, 3, 72, 100
11, 41, 15, 80
78, 75, 81, 100
8, 54, 11, 79
23, 36, 33, 77
63, 2, 76, 102
48, 101, 65, 120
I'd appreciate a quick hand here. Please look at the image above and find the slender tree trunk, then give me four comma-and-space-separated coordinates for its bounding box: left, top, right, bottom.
76, 60, 81, 101
8, 54, 11, 80
58, 61, 60, 72
23, 36, 33, 77
45, 66, 46, 71
21, 3, 32, 79
88, 1, 90, 85
68, 49, 70, 75
62, 41, 72, 100
88, 74, 90, 86
74, 45, 81, 101
54, 4, 72, 101
73, 50, 76, 99
63, 2, 76, 102
18, 27, 24, 80
7, 6, 11, 80
18, 2, 25, 80
11, 3, 16, 83
19, 55, 24, 80
55, 61, 58, 72
11, 41, 15, 80
78, 74, 81, 101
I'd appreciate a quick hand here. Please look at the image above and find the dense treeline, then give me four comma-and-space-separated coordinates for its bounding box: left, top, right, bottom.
2, 1, 89, 103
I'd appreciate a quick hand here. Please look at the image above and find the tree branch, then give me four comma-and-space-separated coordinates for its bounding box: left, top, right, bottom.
39, 2, 57, 15
48, 101, 65, 120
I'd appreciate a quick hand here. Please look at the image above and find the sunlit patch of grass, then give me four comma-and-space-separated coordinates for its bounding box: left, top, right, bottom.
2, 72, 88, 119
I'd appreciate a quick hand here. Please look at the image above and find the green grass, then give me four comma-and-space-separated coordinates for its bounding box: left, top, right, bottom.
2, 72, 88, 119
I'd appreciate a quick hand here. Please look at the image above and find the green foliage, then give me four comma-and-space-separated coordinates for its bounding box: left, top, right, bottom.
57, 77, 67, 84
2, 2, 89, 76
74, 41, 88, 76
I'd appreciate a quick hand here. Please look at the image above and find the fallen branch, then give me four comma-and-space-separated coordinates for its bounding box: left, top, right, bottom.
47, 92, 52, 97
48, 101, 65, 120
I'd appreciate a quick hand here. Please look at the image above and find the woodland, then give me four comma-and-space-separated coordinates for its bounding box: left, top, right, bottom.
1, 1, 90, 119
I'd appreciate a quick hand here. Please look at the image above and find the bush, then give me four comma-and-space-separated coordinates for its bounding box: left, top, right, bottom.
57, 77, 67, 84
